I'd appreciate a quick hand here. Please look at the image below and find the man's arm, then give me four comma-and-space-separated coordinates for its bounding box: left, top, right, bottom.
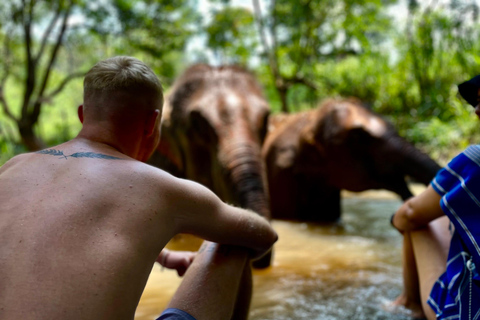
156, 249, 196, 277
163, 241, 252, 320
163, 175, 277, 259
392, 184, 444, 232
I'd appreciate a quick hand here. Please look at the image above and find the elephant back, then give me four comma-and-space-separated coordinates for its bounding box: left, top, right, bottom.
308, 98, 392, 148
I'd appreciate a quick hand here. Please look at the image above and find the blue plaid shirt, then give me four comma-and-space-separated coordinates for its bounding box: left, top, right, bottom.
429, 145, 480, 320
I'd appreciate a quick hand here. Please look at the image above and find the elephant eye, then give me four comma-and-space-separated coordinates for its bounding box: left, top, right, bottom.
189, 110, 218, 145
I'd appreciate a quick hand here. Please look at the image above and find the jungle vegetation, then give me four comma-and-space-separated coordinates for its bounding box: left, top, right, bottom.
1, 0, 480, 166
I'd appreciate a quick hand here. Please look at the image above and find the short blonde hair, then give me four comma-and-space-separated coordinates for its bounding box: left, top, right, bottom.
84, 56, 163, 103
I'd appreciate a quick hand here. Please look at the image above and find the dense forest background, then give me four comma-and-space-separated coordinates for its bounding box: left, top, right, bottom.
1, 0, 480, 166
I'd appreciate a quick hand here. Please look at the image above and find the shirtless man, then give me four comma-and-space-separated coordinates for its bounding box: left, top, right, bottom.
0, 56, 277, 320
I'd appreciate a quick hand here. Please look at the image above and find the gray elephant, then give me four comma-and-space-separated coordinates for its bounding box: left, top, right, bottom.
262, 98, 442, 222
148, 64, 272, 267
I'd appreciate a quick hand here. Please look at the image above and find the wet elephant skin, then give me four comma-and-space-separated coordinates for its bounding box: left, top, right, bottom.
262, 98, 442, 222
149, 64, 272, 268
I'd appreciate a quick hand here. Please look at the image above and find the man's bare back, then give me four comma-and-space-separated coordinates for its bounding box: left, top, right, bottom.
0, 139, 174, 318
0, 57, 277, 320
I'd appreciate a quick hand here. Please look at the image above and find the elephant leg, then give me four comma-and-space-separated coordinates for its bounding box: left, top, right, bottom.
268, 168, 298, 220
297, 177, 341, 222
382, 176, 414, 201
252, 250, 273, 269
397, 186, 414, 201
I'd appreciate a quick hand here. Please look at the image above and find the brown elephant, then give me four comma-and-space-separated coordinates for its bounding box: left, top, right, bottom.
262, 98, 442, 222
148, 64, 272, 267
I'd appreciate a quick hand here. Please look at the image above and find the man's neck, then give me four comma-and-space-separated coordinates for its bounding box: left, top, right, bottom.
73, 133, 136, 159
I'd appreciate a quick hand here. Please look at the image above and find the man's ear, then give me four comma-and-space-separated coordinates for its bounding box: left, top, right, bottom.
145, 109, 161, 137
78, 105, 84, 124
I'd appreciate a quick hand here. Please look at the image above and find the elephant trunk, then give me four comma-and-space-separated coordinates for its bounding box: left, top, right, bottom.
387, 134, 442, 185
223, 143, 273, 268
224, 143, 270, 220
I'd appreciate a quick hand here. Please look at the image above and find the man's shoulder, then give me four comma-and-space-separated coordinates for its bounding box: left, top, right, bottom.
133, 163, 213, 207
114, 161, 181, 191
0, 152, 33, 174
118, 160, 172, 178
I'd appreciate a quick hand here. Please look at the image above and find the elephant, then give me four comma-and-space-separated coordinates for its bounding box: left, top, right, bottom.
148, 64, 272, 267
262, 98, 442, 222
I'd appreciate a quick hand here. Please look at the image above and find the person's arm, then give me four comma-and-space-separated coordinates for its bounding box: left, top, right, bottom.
156, 249, 196, 276
164, 241, 252, 320
164, 175, 278, 259
392, 184, 444, 232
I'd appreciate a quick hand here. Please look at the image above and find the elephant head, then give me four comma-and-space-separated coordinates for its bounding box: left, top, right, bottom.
263, 98, 441, 222
150, 64, 272, 267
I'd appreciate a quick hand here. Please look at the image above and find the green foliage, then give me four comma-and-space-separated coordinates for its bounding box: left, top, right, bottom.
395, 0, 480, 121
0, 0, 201, 154
111, 0, 201, 77
406, 109, 480, 166
206, 6, 258, 65
0, 69, 83, 166
0, 118, 25, 166
263, 0, 480, 156
313, 55, 390, 104
270, 0, 395, 71
2, 0, 480, 166
36, 77, 83, 145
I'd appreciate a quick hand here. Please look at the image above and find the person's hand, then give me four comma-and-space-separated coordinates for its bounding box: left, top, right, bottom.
390, 212, 403, 234
156, 249, 196, 277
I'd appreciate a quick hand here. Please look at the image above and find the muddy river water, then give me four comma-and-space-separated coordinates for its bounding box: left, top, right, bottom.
135, 188, 426, 320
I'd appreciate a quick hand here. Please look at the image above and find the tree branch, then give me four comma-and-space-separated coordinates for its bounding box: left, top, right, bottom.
34, 3, 62, 65
32, 3, 72, 123
21, 0, 36, 119
295, 0, 316, 68
252, 0, 279, 77
0, 30, 16, 122
252, 0, 270, 53
1, 29, 13, 87
284, 75, 318, 91
22, 0, 33, 62
42, 71, 85, 102
0, 88, 17, 122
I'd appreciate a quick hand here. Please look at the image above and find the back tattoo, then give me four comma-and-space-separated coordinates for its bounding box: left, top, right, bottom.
36, 149, 123, 160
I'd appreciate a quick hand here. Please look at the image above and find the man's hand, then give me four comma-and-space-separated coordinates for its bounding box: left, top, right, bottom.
156, 249, 196, 277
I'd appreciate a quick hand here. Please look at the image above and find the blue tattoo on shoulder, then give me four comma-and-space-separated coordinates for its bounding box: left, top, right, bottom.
36, 149, 123, 160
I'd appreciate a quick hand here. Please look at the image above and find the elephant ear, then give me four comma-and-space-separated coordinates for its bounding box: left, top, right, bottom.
148, 101, 185, 178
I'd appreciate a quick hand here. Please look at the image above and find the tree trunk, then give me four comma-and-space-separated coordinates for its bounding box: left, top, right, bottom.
278, 85, 289, 113
18, 120, 45, 151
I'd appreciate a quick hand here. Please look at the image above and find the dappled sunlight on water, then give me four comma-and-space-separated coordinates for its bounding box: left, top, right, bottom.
136, 190, 425, 320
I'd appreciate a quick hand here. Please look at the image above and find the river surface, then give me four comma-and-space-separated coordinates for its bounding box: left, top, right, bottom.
135, 188, 425, 320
